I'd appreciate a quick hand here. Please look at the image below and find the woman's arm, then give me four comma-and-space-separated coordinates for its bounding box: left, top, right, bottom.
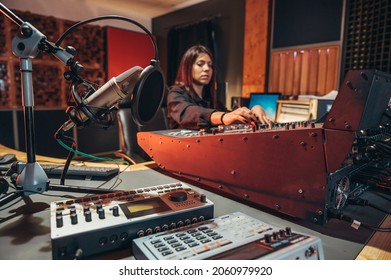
167, 87, 216, 129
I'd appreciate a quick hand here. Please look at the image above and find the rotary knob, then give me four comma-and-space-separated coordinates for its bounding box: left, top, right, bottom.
169, 191, 188, 202
56, 211, 63, 228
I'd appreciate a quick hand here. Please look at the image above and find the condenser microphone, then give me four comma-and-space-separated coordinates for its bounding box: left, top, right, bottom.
60, 66, 144, 132
59, 58, 165, 134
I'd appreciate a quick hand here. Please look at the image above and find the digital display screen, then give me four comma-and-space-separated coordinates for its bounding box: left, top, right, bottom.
126, 200, 162, 213
119, 197, 171, 219
249, 93, 280, 119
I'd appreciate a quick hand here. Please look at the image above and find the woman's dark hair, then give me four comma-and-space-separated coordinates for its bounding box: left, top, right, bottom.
174, 45, 217, 108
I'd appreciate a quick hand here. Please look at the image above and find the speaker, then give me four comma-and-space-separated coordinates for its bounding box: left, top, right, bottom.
231, 97, 249, 110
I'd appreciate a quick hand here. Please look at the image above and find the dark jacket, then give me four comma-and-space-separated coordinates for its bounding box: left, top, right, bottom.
167, 85, 219, 129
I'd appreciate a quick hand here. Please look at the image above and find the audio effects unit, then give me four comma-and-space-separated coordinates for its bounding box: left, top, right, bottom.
132, 212, 325, 260
50, 182, 214, 259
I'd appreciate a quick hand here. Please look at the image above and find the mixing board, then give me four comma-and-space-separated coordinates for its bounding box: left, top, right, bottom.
137, 70, 391, 224
132, 212, 325, 260
50, 182, 214, 259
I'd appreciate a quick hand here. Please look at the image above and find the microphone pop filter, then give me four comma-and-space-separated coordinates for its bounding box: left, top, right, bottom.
131, 60, 165, 126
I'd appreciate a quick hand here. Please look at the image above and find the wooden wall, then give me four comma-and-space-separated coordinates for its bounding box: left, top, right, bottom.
269, 45, 340, 96
242, 0, 270, 98
0, 10, 106, 109
242, 0, 341, 98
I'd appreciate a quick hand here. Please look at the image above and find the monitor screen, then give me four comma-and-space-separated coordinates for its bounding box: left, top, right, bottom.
248, 93, 281, 119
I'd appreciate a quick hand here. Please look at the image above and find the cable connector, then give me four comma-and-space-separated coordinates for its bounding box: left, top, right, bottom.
328, 209, 361, 230
73, 248, 83, 260
328, 209, 353, 223
347, 197, 369, 206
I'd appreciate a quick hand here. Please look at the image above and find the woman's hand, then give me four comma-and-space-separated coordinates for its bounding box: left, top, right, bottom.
221, 106, 274, 126
220, 107, 255, 125
212, 106, 274, 126
250, 105, 274, 125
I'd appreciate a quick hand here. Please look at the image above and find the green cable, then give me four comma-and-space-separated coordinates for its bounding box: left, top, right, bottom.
57, 139, 129, 165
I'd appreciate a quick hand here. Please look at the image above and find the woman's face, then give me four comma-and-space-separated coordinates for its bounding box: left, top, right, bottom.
192, 52, 213, 86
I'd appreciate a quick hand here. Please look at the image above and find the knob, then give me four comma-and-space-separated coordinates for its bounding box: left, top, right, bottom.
279, 229, 286, 238
112, 206, 119, 217
169, 191, 188, 202
264, 234, 272, 243
19, 24, 33, 38
200, 194, 207, 203
98, 208, 105, 219
70, 213, 78, 225
272, 231, 279, 241
83, 206, 90, 214
96, 203, 103, 213
56, 214, 63, 228
285, 227, 292, 236
85, 210, 92, 222
65, 46, 77, 55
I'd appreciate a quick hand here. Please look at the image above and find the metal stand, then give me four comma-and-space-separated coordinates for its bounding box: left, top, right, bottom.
0, 3, 117, 208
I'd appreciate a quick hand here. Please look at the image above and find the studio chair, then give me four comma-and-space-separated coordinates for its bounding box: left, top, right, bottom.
117, 98, 168, 164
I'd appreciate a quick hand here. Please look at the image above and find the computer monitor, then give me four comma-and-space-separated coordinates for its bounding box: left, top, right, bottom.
248, 93, 281, 119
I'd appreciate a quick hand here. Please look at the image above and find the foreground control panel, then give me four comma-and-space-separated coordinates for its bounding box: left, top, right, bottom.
132, 212, 324, 260
50, 182, 214, 259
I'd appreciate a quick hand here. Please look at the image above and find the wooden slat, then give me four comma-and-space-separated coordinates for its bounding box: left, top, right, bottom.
300, 51, 310, 94
269, 45, 340, 97
293, 51, 302, 95
356, 215, 391, 260
317, 48, 328, 94
325, 46, 339, 94
270, 52, 280, 92
308, 49, 319, 94
285, 52, 295, 95
278, 53, 287, 94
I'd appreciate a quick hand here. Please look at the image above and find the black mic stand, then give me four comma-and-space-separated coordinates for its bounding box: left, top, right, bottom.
0, 3, 120, 208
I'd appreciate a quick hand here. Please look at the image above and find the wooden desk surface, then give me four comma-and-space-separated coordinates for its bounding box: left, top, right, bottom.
356, 214, 391, 260
0, 144, 152, 172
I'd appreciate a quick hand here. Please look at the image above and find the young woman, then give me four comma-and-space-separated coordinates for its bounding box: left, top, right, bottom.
167, 45, 272, 129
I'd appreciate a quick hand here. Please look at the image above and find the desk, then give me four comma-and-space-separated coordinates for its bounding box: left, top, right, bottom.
0, 145, 390, 260
0, 144, 136, 172
356, 215, 391, 260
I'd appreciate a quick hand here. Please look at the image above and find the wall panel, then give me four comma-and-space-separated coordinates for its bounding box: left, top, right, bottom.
268, 45, 340, 96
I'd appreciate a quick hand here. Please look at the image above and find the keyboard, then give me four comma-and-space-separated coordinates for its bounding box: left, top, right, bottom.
0, 162, 120, 179
132, 212, 325, 260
